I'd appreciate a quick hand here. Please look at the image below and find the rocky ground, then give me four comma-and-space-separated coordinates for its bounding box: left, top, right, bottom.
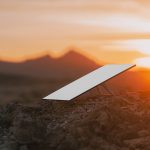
1, 93, 150, 150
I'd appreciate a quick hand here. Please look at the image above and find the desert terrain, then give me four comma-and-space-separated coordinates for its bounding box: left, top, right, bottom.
0, 51, 150, 150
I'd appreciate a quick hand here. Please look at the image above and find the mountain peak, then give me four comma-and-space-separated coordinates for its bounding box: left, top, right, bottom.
37, 54, 52, 61
57, 50, 99, 69
63, 50, 82, 58
25, 54, 52, 63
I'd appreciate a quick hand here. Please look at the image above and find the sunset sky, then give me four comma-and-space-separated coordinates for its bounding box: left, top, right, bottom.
0, 0, 150, 67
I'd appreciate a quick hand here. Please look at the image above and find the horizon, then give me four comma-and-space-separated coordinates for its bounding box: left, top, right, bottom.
0, 49, 148, 71
0, 49, 98, 63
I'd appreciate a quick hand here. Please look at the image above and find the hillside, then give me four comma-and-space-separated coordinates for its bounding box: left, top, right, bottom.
1, 92, 150, 150
0, 50, 99, 79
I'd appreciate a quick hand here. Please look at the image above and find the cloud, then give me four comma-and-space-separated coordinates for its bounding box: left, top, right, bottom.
0, 0, 150, 62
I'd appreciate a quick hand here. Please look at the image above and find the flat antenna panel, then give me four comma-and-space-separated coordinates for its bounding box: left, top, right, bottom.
43, 64, 135, 101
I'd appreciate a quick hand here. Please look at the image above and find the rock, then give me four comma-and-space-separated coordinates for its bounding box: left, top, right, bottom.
138, 130, 149, 137
2, 92, 150, 149
12, 112, 34, 144
124, 136, 150, 148
12, 105, 48, 144
19, 145, 28, 150
0, 142, 18, 150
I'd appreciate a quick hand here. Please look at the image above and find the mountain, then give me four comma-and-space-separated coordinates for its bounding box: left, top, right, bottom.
0, 50, 99, 79
0, 50, 150, 90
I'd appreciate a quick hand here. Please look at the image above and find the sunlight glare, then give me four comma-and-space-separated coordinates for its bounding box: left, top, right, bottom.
134, 57, 150, 68
127, 40, 150, 55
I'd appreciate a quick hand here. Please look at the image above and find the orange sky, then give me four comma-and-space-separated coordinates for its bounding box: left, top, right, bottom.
0, 0, 150, 67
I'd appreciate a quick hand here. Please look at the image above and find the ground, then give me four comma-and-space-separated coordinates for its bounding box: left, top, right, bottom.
1, 76, 150, 150
1, 93, 150, 150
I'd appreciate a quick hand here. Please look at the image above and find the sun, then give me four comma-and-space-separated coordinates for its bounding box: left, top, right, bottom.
134, 57, 150, 69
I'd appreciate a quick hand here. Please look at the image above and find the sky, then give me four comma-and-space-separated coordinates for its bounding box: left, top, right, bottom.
0, 0, 150, 67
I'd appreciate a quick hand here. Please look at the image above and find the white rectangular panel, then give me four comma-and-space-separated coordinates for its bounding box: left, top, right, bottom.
44, 64, 135, 101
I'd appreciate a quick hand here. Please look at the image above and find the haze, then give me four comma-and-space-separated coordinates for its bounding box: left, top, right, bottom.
0, 0, 150, 67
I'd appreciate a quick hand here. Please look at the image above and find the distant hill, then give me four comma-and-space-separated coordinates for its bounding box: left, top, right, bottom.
0, 50, 99, 79
0, 50, 150, 91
